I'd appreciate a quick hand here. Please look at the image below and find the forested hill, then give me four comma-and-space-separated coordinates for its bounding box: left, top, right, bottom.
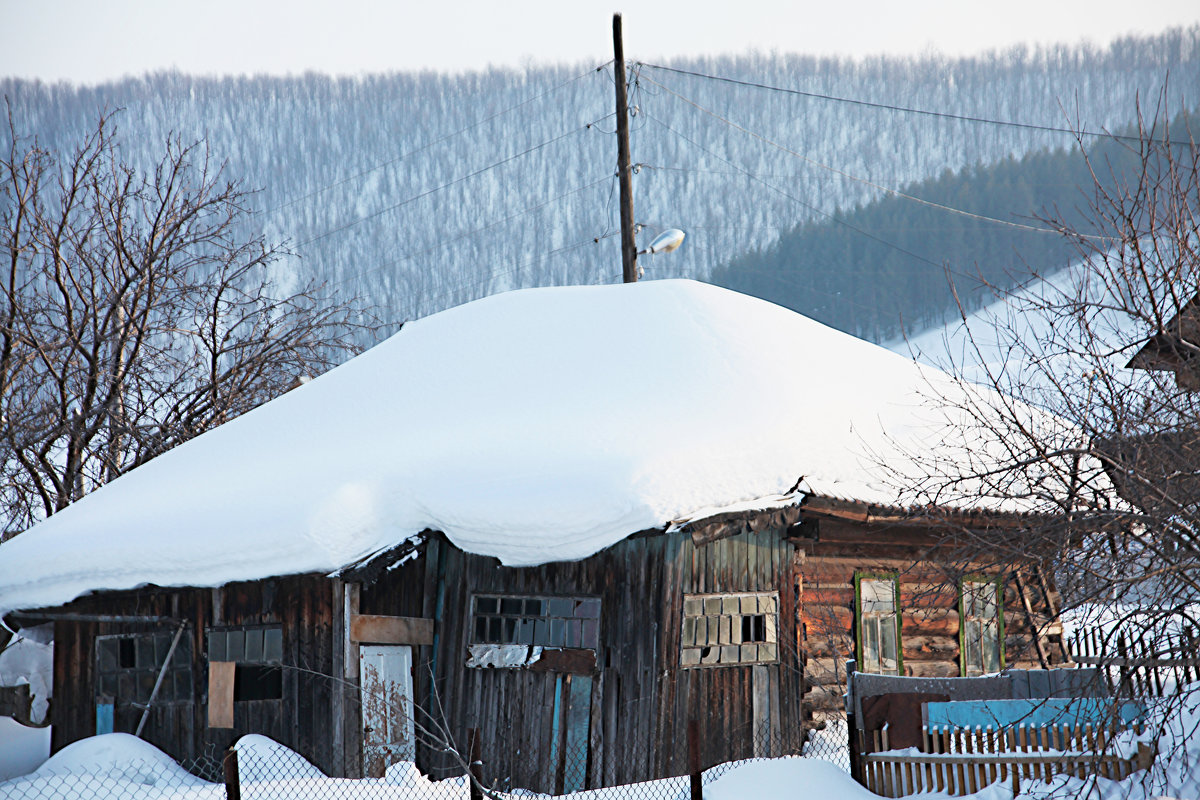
3, 28, 1198, 341
709, 118, 1192, 341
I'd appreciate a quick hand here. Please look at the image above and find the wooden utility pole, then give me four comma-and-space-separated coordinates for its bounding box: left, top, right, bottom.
613, 13, 638, 283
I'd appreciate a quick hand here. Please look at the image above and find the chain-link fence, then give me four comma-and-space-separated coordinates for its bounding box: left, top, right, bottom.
0, 745, 225, 799
0, 717, 849, 800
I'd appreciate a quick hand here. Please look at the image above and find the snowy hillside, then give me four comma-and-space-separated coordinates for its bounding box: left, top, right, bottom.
888, 260, 1153, 397
3, 29, 1196, 334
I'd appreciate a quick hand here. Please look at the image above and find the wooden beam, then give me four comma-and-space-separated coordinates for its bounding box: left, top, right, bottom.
344, 584, 360, 679
349, 614, 434, 646
1013, 572, 1050, 669
527, 648, 598, 675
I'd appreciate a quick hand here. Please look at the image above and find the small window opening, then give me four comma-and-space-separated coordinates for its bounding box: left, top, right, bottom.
742, 614, 767, 642
234, 665, 283, 701
119, 639, 136, 669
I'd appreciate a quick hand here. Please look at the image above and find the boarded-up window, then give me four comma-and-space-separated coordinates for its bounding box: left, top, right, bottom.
206, 625, 284, 702
960, 578, 1004, 676
856, 574, 901, 675
95, 631, 193, 711
470, 595, 601, 650
680, 592, 778, 667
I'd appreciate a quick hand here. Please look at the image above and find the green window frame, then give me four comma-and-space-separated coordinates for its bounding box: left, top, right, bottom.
855, 572, 902, 675
959, 576, 1005, 676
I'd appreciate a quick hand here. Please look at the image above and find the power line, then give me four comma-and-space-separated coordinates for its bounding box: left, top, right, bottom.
260, 65, 610, 218
641, 74, 1108, 242
638, 62, 1194, 147
642, 112, 950, 274
329, 176, 613, 290
298, 116, 609, 248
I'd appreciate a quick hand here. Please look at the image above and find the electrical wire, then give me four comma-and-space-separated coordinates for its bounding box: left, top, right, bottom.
260, 64, 611, 217
641, 74, 1109, 242
298, 115, 609, 248
641, 112, 950, 273
637, 62, 1195, 148
328, 175, 613, 290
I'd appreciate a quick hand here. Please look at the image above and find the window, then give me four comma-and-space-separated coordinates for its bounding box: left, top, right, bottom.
960, 578, 1004, 676
96, 631, 193, 709
680, 592, 778, 667
470, 595, 601, 650
207, 625, 284, 701
856, 574, 901, 675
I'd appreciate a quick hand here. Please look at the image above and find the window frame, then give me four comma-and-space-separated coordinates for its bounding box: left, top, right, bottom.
679, 590, 779, 668
854, 572, 903, 675
206, 624, 285, 703
958, 575, 1005, 677
469, 594, 601, 651
95, 629, 193, 710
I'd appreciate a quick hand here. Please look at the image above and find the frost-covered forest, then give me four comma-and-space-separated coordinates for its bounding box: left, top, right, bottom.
2, 27, 1197, 340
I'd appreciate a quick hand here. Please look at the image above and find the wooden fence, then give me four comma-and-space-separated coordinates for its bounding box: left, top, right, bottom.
859, 724, 1155, 798
1069, 623, 1200, 697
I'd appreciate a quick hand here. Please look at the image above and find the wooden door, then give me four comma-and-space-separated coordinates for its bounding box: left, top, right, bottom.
359, 645, 416, 777
549, 673, 593, 793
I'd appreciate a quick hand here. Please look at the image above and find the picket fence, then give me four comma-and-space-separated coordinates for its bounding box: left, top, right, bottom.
859, 723, 1155, 798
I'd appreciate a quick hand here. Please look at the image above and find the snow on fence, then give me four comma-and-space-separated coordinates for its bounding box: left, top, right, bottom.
859, 723, 1155, 798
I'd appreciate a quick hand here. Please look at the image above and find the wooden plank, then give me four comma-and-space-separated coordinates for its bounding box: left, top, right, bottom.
752, 664, 769, 757
208, 661, 236, 729
1013, 573, 1050, 669
350, 614, 434, 646
528, 648, 598, 675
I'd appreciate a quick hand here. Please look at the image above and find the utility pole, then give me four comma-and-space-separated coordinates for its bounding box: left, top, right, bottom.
613, 13, 638, 283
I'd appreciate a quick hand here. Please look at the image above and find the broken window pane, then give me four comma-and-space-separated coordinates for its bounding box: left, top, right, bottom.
681, 592, 780, 667
468, 594, 602, 651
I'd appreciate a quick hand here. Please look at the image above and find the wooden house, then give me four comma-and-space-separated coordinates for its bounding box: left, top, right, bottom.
7, 498, 1068, 793
0, 280, 1080, 792
1125, 293, 1200, 390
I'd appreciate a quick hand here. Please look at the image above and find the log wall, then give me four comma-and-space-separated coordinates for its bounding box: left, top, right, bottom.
796, 518, 1068, 724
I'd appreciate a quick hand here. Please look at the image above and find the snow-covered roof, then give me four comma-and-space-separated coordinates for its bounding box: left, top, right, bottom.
0, 280, 1067, 616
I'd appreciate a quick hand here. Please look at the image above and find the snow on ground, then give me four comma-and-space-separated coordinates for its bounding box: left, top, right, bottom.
0, 279, 1075, 617
2, 686, 1198, 800
706, 757, 875, 800
0, 718, 49, 782
0, 625, 52, 779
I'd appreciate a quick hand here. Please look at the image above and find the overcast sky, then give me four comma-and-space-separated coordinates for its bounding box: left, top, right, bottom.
3, 0, 1198, 84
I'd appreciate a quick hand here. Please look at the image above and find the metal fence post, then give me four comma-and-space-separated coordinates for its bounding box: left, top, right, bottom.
468, 727, 483, 800
222, 748, 240, 800
688, 718, 702, 800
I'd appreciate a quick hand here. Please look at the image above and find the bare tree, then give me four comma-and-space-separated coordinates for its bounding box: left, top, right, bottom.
1, 108, 375, 538
896, 99, 1200, 783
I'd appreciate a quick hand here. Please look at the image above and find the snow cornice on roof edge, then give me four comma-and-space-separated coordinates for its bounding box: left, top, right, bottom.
0, 279, 1089, 616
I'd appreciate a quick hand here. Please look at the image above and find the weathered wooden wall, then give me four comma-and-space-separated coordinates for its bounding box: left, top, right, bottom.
361, 527, 803, 795
796, 517, 1067, 724
46, 574, 340, 775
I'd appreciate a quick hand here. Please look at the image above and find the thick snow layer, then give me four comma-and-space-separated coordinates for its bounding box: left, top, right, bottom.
0, 626, 53, 723
706, 758, 877, 800
0, 280, 1068, 615
0, 718, 49, 781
